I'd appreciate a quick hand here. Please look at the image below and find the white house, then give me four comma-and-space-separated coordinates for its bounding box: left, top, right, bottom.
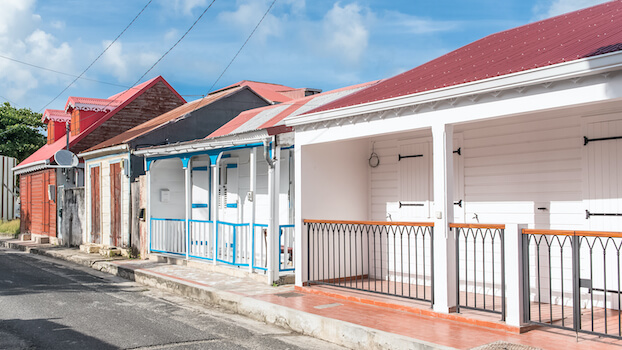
286, 1, 622, 337
134, 81, 377, 283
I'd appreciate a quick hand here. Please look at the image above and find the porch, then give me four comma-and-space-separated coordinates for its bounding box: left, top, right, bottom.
292, 99, 622, 336
145, 141, 295, 283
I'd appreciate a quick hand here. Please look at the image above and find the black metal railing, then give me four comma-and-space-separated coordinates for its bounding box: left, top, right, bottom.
304, 219, 434, 305
523, 229, 622, 339
452, 223, 505, 320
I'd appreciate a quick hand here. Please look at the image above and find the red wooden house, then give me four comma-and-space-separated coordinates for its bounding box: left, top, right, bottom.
13, 76, 185, 244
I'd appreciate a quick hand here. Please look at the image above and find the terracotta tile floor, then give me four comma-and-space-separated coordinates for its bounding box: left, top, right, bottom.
254, 284, 622, 350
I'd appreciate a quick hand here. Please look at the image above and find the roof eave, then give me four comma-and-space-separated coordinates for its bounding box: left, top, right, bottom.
134, 129, 271, 158
79, 144, 129, 160
13, 160, 50, 175
286, 50, 622, 127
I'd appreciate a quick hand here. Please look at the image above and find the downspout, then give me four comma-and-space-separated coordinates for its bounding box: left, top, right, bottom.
211, 151, 225, 265
263, 139, 275, 168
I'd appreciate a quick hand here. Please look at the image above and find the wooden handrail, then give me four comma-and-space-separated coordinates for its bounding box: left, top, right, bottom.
449, 223, 505, 229
303, 219, 434, 227
521, 229, 574, 236
522, 229, 622, 238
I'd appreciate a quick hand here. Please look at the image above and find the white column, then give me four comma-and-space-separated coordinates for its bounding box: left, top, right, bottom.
432, 123, 457, 313
184, 158, 191, 260
294, 143, 304, 287
249, 147, 257, 273
146, 166, 151, 255
505, 224, 527, 327
211, 158, 220, 265
267, 143, 281, 284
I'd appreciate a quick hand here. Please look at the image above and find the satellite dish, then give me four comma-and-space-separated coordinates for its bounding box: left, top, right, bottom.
54, 149, 79, 167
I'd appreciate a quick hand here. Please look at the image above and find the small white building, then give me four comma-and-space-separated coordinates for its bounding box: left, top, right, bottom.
286, 2, 622, 337
135, 81, 376, 283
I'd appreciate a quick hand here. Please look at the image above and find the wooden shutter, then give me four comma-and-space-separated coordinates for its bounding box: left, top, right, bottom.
90, 166, 101, 244
110, 163, 122, 246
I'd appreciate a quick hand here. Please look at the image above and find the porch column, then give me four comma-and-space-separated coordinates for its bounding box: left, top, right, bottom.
146, 160, 152, 255
505, 224, 527, 327
210, 153, 222, 266
432, 123, 457, 313
249, 147, 257, 273
267, 144, 281, 284
182, 157, 191, 260
294, 143, 303, 287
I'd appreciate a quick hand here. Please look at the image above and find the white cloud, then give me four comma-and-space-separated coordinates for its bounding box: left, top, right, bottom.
170, 0, 208, 16
0, 0, 74, 108
321, 3, 370, 64
533, 0, 610, 19
50, 20, 65, 30
218, 0, 282, 43
382, 11, 460, 34
99, 40, 160, 83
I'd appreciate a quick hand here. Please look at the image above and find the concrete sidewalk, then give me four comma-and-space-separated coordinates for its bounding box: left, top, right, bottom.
2, 237, 621, 350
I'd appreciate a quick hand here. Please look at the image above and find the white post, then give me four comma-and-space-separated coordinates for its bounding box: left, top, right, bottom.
294, 143, 304, 287
432, 123, 457, 313
211, 156, 220, 265
184, 158, 191, 260
249, 147, 257, 273
146, 162, 152, 255
267, 143, 280, 284
505, 224, 527, 327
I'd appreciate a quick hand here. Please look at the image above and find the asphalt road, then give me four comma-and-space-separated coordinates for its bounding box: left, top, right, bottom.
0, 247, 345, 350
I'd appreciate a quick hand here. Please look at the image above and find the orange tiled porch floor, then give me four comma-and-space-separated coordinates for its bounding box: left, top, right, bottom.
253, 278, 622, 349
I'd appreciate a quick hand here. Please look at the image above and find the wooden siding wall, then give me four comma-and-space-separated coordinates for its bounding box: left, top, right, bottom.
19, 169, 56, 236
368, 109, 622, 231
70, 81, 185, 155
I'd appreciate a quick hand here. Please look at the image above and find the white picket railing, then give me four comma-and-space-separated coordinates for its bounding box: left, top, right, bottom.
150, 218, 186, 256
189, 220, 213, 260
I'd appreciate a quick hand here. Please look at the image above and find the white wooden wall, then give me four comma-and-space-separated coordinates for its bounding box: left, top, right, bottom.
0, 156, 17, 221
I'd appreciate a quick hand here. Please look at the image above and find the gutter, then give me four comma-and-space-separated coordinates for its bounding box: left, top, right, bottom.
12, 160, 50, 176
286, 50, 622, 127
78, 144, 129, 160
134, 129, 270, 157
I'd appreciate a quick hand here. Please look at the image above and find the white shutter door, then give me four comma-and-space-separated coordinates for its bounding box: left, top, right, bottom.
586, 119, 622, 231
453, 135, 465, 222
398, 140, 432, 220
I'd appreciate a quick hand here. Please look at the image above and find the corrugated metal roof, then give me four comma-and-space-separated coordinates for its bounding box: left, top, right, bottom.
41, 109, 70, 123
212, 80, 312, 104
209, 81, 378, 138
18, 76, 183, 168
83, 86, 248, 152
308, 0, 622, 114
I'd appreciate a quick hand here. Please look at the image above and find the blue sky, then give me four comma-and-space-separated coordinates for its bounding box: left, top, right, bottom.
0, 0, 610, 112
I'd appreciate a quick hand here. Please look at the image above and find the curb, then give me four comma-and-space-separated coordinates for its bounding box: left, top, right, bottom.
0, 239, 455, 350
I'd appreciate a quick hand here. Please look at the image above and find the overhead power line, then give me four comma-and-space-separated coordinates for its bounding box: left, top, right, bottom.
181, 0, 277, 118
73, 0, 217, 126
38, 0, 153, 112
205, 0, 277, 95
0, 54, 130, 88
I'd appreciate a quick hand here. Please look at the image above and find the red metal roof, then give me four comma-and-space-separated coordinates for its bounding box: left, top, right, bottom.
213, 80, 305, 104
41, 109, 70, 123
208, 80, 378, 138
308, 0, 622, 114
18, 76, 184, 168
83, 86, 248, 152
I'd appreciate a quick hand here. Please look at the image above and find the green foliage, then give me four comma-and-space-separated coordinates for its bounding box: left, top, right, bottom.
0, 102, 46, 162
0, 219, 20, 237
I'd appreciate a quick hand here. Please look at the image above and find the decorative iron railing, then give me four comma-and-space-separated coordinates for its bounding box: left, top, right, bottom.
451, 223, 505, 320
150, 218, 186, 256
304, 219, 434, 304
523, 229, 622, 339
